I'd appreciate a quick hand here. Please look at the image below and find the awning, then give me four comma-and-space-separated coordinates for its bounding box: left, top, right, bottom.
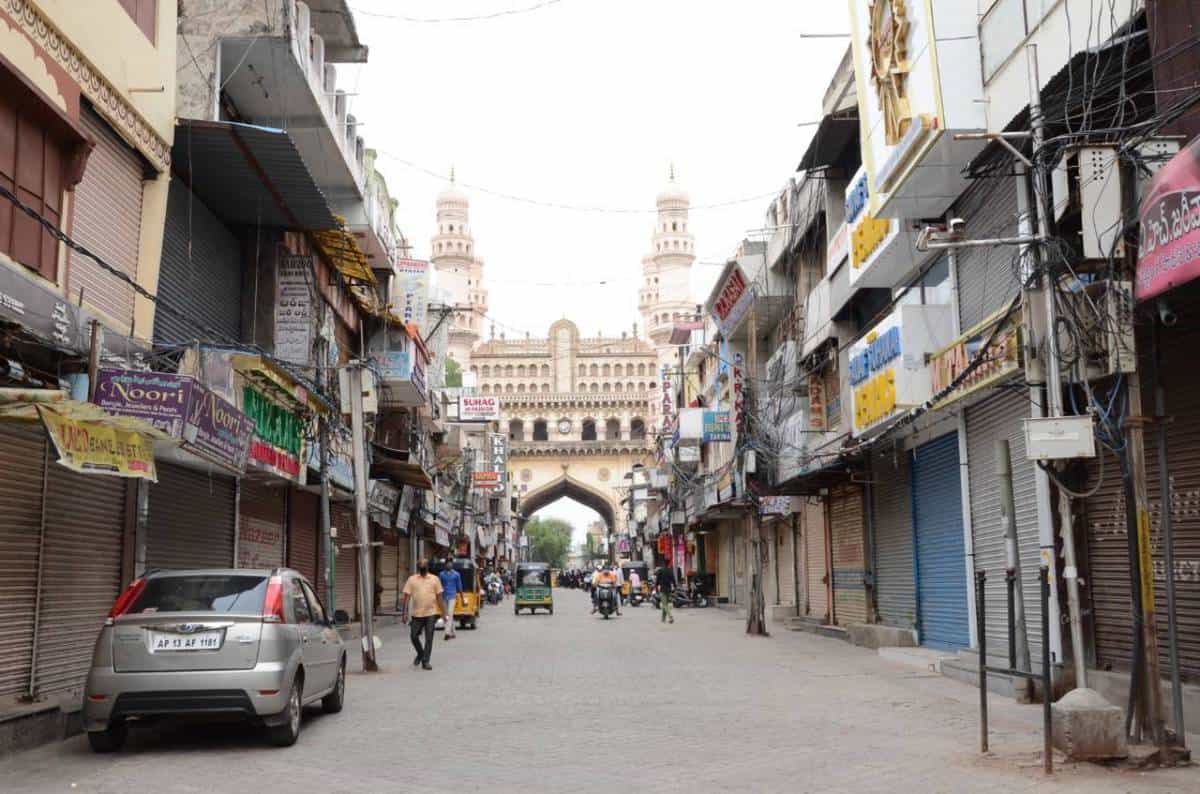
229, 351, 332, 415
669, 320, 703, 346
313, 217, 377, 285
371, 457, 434, 491
172, 120, 338, 230
796, 113, 859, 172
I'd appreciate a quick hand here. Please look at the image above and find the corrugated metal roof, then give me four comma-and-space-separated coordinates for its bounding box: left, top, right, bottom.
172, 120, 337, 230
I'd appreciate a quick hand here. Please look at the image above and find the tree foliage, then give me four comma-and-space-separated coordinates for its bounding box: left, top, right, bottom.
445, 358, 463, 387
524, 516, 573, 569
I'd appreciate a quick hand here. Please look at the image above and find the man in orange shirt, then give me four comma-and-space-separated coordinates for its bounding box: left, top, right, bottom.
402, 559, 444, 670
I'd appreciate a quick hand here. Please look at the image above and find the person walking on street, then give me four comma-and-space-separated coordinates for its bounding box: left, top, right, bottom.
614, 563, 625, 606
629, 567, 642, 602
439, 559, 463, 640
401, 559, 444, 670
656, 565, 676, 624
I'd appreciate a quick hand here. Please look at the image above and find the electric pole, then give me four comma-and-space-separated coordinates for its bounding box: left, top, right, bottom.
347, 361, 378, 672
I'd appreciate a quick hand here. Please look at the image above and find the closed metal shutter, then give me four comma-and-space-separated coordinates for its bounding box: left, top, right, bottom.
33, 468, 126, 697
155, 177, 242, 345
831, 485, 867, 626
1084, 324, 1200, 679
913, 432, 970, 650
872, 446, 916, 629
69, 107, 142, 333
378, 544, 400, 614
804, 498, 829, 620
236, 480, 285, 569
966, 390, 1044, 663
0, 424, 47, 698
288, 488, 320, 586
953, 175, 1020, 332
146, 463, 235, 569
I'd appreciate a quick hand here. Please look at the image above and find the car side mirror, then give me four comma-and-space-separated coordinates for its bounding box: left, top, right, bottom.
333, 609, 350, 626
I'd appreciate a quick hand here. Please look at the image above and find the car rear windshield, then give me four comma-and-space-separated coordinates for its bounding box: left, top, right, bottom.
128, 575, 269, 614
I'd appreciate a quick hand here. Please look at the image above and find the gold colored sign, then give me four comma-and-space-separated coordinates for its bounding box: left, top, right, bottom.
868, 0, 913, 146
929, 318, 1021, 408
38, 406, 157, 481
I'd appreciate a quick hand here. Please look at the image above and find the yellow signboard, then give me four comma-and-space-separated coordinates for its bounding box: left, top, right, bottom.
38, 406, 157, 481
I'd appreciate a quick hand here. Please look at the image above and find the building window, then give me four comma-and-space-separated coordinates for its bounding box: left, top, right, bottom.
533, 419, 548, 441
509, 419, 524, 441
578, 364, 586, 376
637, 363, 647, 376
505, 365, 514, 377
630, 418, 646, 440
591, 382, 599, 392
541, 364, 550, 377
118, 0, 157, 42
516, 383, 526, 393
602, 382, 611, 393
517, 364, 527, 377
481, 384, 491, 394
541, 383, 550, 393
614, 364, 623, 376
602, 364, 611, 377
605, 418, 621, 440
614, 382, 623, 393
629, 382, 636, 392
582, 419, 597, 441
505, 383, 514, 393
590, 364, 599, 377
672, 222, 677, 231
481, 365, 491, 377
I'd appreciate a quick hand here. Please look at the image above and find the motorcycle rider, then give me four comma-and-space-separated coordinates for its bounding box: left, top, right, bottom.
485, 569, 503, 602
591, 564, 620, 615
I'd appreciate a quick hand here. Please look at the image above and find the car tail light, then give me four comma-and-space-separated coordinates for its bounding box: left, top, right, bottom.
262, 576, 286, 623
105, 578, 147, 625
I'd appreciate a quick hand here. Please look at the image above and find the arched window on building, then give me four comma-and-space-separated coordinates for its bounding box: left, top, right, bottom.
517, 364, 527, 377
578, 364, 586, 376
509, 419, 524, 441
602, 364, 611, 377
591, 382, 600, 392
541, 383, 551, 393
614, 382, 624, 393
631, 418, 646, 440
628, 381, 636, 392
590, 364, 599, 377
672, 221, 678, 231
481, 384, 491, 394
602, 382, 611, 393
638, 381, 646, 391
605, 418, 621, 440
582, 419, 597, 441
516, 383, 526, 393
613, 364, 623, 377
505, 383, 514, 394
533, 419, 548, 441
540, 364, 549, 377
481, 365, 491, 377
505, 365, 514, 377
637, 363, 647, 376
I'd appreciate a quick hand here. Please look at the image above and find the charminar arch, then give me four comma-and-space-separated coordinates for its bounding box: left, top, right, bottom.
431, 169, 697, 533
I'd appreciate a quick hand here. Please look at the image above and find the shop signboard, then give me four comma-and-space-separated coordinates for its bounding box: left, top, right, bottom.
274, 255, 315, 366
243, 386, 305, 481
489, 433, 508, 495
1137, 138, 1200, 301
711, 263, 753, 337
808, 374, 827, 432
38, 405, 157, 481
848, 304, 954, 437
459, 395, 500, 422
394, 259, 430, 328
929, 310, 1022, 408
368, 480, 401, 527
94, 369, 254, 473
702, 410, 732, 443
472, 471, 501, 487
305, 429, 355, 491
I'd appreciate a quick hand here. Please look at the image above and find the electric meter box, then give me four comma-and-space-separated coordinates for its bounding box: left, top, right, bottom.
1023, 416, 1096, 461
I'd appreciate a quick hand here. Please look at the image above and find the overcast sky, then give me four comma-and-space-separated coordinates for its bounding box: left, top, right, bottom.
346, 0, 850, 538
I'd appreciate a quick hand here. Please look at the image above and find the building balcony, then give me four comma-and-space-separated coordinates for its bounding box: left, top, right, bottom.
499, 391, 651, 408
218, 2, 365, 206
509, 438, 654, 457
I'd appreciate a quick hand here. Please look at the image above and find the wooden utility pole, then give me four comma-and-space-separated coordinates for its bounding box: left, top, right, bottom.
745, 304, 768, 636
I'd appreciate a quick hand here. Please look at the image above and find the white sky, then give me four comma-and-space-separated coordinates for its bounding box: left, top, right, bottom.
346, 0, 850, 533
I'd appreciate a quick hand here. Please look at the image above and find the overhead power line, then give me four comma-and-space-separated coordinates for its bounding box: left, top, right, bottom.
352, 0, 569, 23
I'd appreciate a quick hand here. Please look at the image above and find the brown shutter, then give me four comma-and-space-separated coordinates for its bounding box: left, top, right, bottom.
830, 486, 867, 626
804, 498, 829, 621
33, 467, 126, 697
0, 90, 66, 280
0, 424, 47, 699
324, 504, 358, 619
236, 479, 285, 569
68, 108, 142, 331
288, 488, 320, 585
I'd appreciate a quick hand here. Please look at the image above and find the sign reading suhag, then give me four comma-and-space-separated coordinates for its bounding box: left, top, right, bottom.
459, 395, 500, 422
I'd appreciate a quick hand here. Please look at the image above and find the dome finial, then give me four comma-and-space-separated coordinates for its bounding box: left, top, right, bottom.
449, 165, 456, 184
669, 161, 676, 182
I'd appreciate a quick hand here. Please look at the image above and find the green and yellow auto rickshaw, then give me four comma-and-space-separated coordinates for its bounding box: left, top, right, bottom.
620, 561, 650, 605
514, 562, 553, 615
438, 557, 480, 630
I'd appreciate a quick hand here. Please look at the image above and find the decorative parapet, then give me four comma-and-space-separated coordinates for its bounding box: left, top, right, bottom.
509, 439, 654, 457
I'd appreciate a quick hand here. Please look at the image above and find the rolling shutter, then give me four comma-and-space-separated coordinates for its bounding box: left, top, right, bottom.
804, 498, 829, 621
324, 504, 358, 618
288, 488, 320, 586
953, 176, 1020, 333
68, 107, 142, 333
378, 543, 400, 614
775, 517, 797, 607
155, 177, 242, 345
0, 424, 47, 698
872, 446, 916, 629
146, 463, 235, 569
913, 432, 970, 650
33, 468, 126, 697
830, 485, 867, 626
966, 390, 1044, 664
237, 480, 285, 569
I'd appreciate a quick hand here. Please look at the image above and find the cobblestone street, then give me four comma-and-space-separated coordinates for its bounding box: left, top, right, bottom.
2, 590, 1195, 793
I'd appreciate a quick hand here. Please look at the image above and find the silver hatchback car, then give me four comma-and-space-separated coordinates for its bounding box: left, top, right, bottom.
83, 568, 348, 752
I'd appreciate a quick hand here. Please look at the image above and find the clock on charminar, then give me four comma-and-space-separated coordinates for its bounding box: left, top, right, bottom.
557, 419, 571, 435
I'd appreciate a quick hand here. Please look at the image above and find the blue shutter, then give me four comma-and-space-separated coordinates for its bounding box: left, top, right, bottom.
912, 432, 969, 650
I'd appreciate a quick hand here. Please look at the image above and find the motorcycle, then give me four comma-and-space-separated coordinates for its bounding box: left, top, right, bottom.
628, 588, 645, 607
651, 586, 709, 610
486, 580, 503, 605
596, 583, 618, 619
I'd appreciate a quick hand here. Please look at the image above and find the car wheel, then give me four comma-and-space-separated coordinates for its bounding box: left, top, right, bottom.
548, 606, 554, 615
514, 605, 519, 615
87, 722, 127, 753
267, 675, 303, 747
322, 659, 345, 714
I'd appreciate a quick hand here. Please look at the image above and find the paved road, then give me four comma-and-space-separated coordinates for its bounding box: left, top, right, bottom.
2, 590, 1195, 793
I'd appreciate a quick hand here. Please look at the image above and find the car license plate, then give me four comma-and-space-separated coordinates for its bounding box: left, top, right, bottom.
147, 630, 223, 652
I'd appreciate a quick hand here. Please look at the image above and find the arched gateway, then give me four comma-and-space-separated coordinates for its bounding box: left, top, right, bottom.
468, 320, 657, 536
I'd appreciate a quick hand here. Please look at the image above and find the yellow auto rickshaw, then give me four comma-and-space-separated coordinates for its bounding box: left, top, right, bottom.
514, 562, 553, 615
620, 561, 651, 605
442, 557, 480, 630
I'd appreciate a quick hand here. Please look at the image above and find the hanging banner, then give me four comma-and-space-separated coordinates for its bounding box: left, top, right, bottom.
395, 259, 430, 328
38, 405, 157, 481
1137, 137, 1200, 301
710, 263, 754, 337
274, 254, 315, 366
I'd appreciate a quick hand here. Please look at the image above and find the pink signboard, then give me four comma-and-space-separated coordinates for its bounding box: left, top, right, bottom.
1137, 138, 1200, 301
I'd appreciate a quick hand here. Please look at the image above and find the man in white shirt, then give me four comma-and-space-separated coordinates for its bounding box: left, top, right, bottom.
628, 568, 642, 601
